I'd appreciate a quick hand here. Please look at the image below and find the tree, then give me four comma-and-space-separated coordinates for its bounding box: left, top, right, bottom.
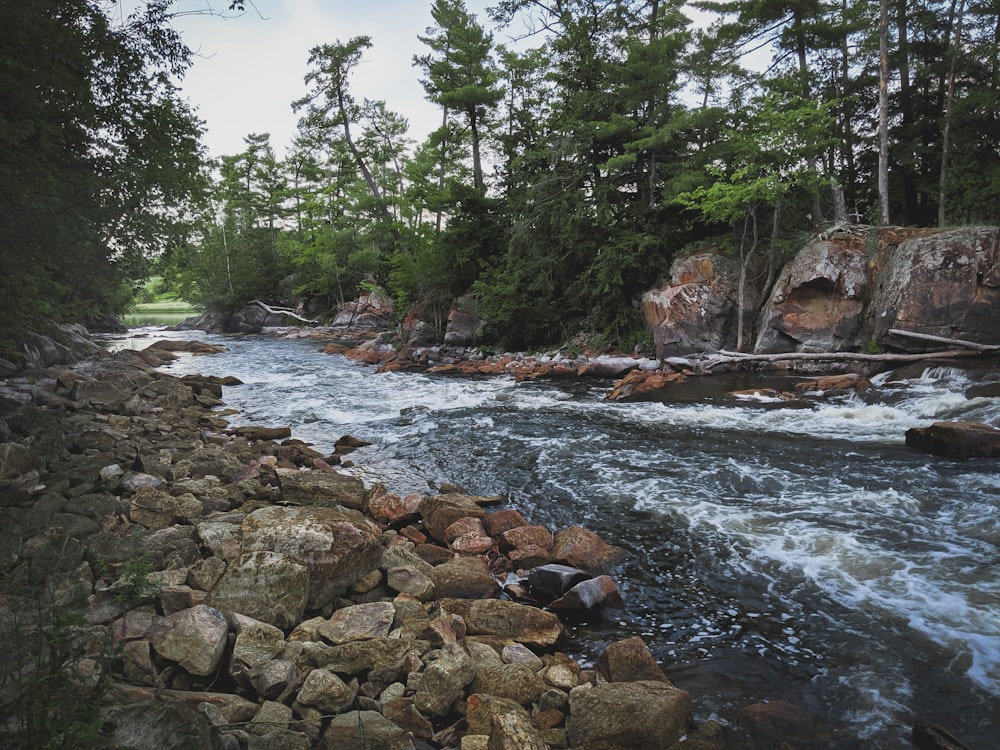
0, 0, 212, 356
415, 0, 502, 194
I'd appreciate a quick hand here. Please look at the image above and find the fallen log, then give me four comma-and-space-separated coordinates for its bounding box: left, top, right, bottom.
250, 299, 318, 325
887, 328, 1000, 352
713, 349, 983, 364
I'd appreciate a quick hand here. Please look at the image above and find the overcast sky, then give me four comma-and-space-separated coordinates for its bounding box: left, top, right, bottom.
169, 0, 498, 159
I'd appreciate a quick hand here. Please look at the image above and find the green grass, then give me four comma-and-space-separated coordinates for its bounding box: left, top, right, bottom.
126, 299, 200, 326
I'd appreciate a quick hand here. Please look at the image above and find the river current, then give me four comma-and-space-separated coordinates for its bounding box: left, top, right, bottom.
122, 329, 1000, 747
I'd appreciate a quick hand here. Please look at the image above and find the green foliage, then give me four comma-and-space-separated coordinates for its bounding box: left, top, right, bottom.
0, 560, 117, 749
0, 0, 210, 349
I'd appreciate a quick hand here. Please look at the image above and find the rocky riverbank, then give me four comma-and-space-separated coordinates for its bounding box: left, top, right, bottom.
0, 340, 892, 749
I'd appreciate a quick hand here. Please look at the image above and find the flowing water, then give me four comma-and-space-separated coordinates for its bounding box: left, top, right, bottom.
120, 329, 1000, 747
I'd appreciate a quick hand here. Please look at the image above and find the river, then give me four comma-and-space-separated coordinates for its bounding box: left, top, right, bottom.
118, 329, 1000, 748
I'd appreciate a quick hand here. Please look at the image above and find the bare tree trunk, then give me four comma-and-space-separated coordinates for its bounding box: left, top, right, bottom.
736, 208, 759, 352
938, 0, 967, 227
878, 0, 891, 224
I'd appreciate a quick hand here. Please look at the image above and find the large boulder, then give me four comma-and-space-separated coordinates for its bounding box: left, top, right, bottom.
869, 227, 1000, 349
208, 551, 310, 630
330, 292, 395, 331
641, 253, 742, 358
566, 680, 693, 750
240, 505, 382, 608
905, 421, 1000, 459
754, 240, 869, 353
443, 305, 486, 347
148, 604, 228, 677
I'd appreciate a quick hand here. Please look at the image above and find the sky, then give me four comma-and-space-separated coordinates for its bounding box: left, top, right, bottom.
167, 0, 500, 159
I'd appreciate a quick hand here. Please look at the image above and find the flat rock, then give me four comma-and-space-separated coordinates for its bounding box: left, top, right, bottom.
318, 601, 396, 644
149, 604, 228, 677
567, 680, 693, 750
208, 551, 309, 630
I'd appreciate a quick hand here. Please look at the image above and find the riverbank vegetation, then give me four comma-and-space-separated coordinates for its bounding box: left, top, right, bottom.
4, 1, 1000, 359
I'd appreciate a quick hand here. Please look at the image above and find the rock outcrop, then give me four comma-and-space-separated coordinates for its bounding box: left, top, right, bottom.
645, 227, 1000, 358
641, 253, 743, 357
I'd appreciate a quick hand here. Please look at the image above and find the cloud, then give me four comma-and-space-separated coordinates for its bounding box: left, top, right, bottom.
173, 0, 493, 158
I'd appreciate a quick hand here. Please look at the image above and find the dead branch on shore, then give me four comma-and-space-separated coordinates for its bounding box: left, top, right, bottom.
712, 348, 983, 365
887, 328, 1000, 351
250, 299, 318, 325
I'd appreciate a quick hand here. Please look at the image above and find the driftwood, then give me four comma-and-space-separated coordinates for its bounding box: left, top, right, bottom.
250, 299, 317, 325
887, 328, 1000, 351
713, 349, 983, 364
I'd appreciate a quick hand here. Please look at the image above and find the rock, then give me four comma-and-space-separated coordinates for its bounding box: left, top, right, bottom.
275, 469, 367, 510
387, 565, 435, 601
596, 636, 667, 683
466, 694, 548, 750
642, 253, 742, 358
233, 425, 292, 441
0, 441, 41, 505
419, 493, 490, 543
208, 551, 310, 630
248, 700, 294, 736
550, 525, 627, 574
317, 601, 396, 644
321, 709, 415, 750
447, 599, 563, 646
905, 421, 1000, 459
248, 658, 298, 701
297, 668, 358, 713
755, 240, 869, 353
428, 557, 501, 600
308, 637, 427, 677
110, 699, 218, 750
526, 564, 591, 599
566, 680, 692, 750
241, 505, 382, 608
499, 524, 553, 553
550, 575, 624, 614
605, 369, 686, 401
380, 696, 435, 738
368, 486, 412, 524
501, 643, 544, 671
330, 292, 395, 331
231, 614, 286, 672
912, 723, 977, 750
471, 663, 548, 705
737, 700, 833, 748
870, 227, 1000, 349
444, 306, 486, 347
149, 604, 228, 677
413, 642, 479, 716
484, 509, 530, 537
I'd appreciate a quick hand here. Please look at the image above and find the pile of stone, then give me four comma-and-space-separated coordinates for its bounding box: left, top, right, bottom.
0, 341, 860, 749
0, 343, 722, 750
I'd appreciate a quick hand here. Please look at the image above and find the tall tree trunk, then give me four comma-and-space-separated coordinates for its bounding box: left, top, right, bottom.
895, 0, 916, 222
878, 0, 891, 225
336, 87, 406, 250
938, 0, 966, 227
470, 108, 485, 192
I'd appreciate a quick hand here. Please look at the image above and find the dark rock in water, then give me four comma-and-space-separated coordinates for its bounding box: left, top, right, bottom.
912, 723, 977, 750
905, 420, 1000, 459
737, 699, 836, 749
549, 574, 624, 614
526, 563, 591, 599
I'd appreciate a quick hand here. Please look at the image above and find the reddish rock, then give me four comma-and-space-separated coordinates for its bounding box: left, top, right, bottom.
642, 252, 742, 358
500, 525, 553, 553
550, 525, 628, 574
444, 516, 489, 543
755, 241, 869, 353
606, 369, 686, 401
419, 493, 489, 543
485, 509, 530, 537
596, 636, 667, 683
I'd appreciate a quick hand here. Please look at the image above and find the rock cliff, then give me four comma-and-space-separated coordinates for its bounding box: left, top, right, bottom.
643, 226, 1000, 359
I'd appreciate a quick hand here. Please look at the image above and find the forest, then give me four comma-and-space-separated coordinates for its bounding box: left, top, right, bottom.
3, 0, 1000, 359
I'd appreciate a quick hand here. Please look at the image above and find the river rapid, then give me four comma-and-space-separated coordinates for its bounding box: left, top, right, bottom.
122, 329, 1000, 747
